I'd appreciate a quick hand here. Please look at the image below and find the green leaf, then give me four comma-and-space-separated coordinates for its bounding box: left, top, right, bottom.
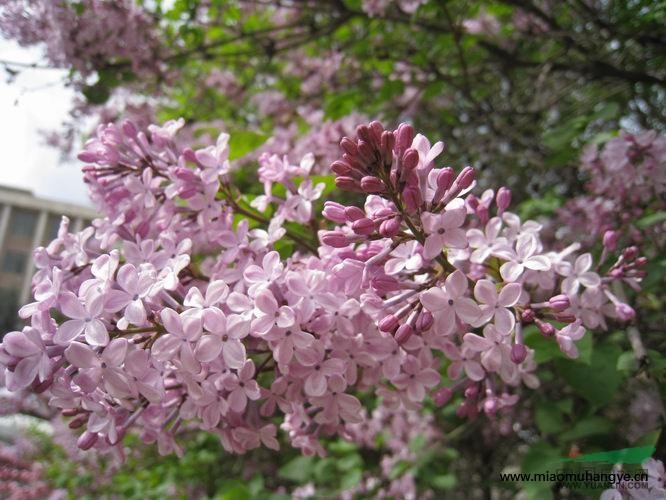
637, 211, 666, 229
559, 417, 613, 441
340, 469, 362, 490
635, 429, 661, 448
521, 442, 560, 479
82, 81, 111, 105
535, 402, 565, 434
555, 398, 573, 415
523, 325, 560, 364
542, 116, 587, 150
616, 351, 638, 372
389, 460, 412, 479
523, 483, 554, 500
337, 454, 362, 472
431, 474, 457, 490
590, 102, 621, 122
409, 434, 427, 452
555, 343, 623, 407
278, 456, 314, 483
228, 131, 268, 160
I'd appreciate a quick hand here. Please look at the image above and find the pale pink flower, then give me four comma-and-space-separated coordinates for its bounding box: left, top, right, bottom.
223, 360, 261, 413
2, 328, 51, 390
65, 339, 133, 398
421, 199, 468, 260
555, 320, 586, 358
54, 291, 108, 346
473, 280, 522, 333
561, 253, 601, 295
420, 270, 481, 335
466, 216, 509, 263
151, 308, 202, 373
251, 289, 296, 335
243, 251, 283, 296
392, 355, 440, 402
199, 309, 248, 369
499, 234, 551, 282
384, 241, 423, 275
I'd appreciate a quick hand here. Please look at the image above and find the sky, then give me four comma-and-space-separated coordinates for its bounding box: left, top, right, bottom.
0, 39, 92, 207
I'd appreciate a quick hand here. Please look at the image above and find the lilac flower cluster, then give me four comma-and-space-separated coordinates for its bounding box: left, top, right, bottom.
0, 0, 165, 79
0, 119, 642, 457
559, 131, 666, 248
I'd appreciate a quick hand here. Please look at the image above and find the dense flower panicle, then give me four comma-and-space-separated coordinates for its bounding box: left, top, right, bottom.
559, 131, 666, 248
0, 119, 643, 461
0, 0, 165, 80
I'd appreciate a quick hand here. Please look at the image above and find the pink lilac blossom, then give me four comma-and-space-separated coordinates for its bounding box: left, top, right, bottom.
559, 131, 666, 249
0, 0, 166, 80
0, 119, 643, 459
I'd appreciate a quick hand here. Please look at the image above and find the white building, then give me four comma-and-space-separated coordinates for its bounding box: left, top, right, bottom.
0, 185, 97, 332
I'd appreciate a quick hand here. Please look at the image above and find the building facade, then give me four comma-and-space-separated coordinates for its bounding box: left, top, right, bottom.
0, 185, 97, 332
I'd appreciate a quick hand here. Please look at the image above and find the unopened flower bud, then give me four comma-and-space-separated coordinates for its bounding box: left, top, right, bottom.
357, 140, 375, 164
335, 176, 363, 192
380, 131, 395, 164
415, 311, 434, 332
369, 121, 384, 146
432, 167, 454, 204
496, 187, 511, 212
476, 204, 489, 225
434, 387, 453, 406
554, 312, 576, 323
379, 217, 402, 237
69, 415, 87, 429
33, 377, 53, 393
455, 166, 475, 190
402, 186, 421, 213
122, 120, 138, 138
182, 148, 197, 163
375, 208, 396, 218
536, 319, 555, 337
615, 303, 635, 321
77, 431, 98, 451
77, 150, 99, 163
511, 344, 528, 364
331, 160, 352, 176
548, 294, 570, 312
372, 275, 400, 293
464, 384, 479, 399
356, 124, 371, 143
521, 308, 535, 322
379, 314, 399, 333
603, 230, 619, 251
321, 231, 351, 248
623, 246, 639, 261
610, 267, 624, 278
340, 137, 358, 156
402, 148, 419, 171
344, 206, 366, 221
361, 176, 385, 193
394, 324, 414, 344
483, 398, 499, 416
635, 257, 648, 267
352, 217, 376, 235
396, 123, 414, 154
322, 202, 347, 223
466, 194, 479, 210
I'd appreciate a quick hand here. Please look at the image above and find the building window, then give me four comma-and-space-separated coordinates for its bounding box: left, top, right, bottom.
0, 287, 19, 333
9, 208, 37, 238
2, 250, 28, 274
45, 214, 62, 243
